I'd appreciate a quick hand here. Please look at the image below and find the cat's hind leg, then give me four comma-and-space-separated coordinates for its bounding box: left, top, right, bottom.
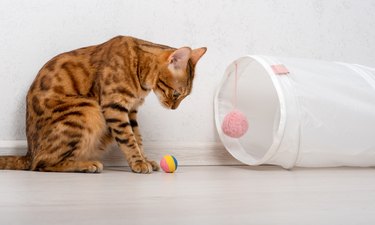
42, 161, 103, 173
30, 97, 108, 173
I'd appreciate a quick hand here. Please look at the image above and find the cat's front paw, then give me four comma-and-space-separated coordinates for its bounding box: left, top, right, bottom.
148, 160, 160, 171
131, 161, 153, 174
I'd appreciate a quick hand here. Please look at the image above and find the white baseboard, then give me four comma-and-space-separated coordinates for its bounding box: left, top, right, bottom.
0, 140, 241, 166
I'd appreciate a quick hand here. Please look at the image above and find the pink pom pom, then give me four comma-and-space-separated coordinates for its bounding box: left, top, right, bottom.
221, 110, 249, 138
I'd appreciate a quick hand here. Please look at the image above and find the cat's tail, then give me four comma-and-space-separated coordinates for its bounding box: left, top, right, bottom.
0, 156, 31, 170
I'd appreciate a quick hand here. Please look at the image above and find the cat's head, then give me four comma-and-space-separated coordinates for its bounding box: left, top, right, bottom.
154, 47, 207, 110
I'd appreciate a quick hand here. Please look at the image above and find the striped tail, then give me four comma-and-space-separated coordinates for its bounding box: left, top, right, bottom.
0, 156, 31, 170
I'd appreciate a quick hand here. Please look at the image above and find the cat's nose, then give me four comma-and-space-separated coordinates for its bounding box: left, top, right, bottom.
171, 102, 179, 110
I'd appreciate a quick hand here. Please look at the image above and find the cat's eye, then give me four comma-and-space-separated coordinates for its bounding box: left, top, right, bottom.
173, 90, 181, 99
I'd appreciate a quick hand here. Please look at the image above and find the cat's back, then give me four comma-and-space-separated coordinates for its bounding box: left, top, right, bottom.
27, 36, 133, 99
27, 46, 97, 100
26, 35, 167, 114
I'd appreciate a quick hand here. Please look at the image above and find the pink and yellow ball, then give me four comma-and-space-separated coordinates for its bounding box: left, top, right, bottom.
160, 155, 178, 173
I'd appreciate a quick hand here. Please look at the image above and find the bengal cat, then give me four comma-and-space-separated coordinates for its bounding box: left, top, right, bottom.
0, 36, 207, 173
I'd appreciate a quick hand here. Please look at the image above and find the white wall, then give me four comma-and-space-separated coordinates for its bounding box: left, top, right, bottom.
1, 0, 375, 143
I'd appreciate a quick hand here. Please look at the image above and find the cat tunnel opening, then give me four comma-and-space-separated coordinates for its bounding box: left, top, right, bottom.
214, 56, 283, 166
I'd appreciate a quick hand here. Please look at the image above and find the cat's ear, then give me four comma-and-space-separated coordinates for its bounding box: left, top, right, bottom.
190, 47, 207, 66
168, 47, 192, 70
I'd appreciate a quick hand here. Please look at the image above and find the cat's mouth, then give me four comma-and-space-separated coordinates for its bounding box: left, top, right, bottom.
161, 101, 174, 110
160, 100, 180, 110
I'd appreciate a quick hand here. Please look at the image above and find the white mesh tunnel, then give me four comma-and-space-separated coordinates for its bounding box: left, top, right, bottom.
214, 55, 375, 168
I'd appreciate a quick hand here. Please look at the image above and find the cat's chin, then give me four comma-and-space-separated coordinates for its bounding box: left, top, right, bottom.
159, 101, 171, 109
160, 101, 176, 110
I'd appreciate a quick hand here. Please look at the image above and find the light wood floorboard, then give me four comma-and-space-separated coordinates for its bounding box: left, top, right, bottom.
0, 166, 374, 225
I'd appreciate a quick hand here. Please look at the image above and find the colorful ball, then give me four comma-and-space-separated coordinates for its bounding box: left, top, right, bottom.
160, 155, 178, 173
221, 109, 249, 138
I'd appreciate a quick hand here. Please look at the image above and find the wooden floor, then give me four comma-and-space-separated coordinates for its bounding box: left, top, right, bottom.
0, 166, 374, 225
